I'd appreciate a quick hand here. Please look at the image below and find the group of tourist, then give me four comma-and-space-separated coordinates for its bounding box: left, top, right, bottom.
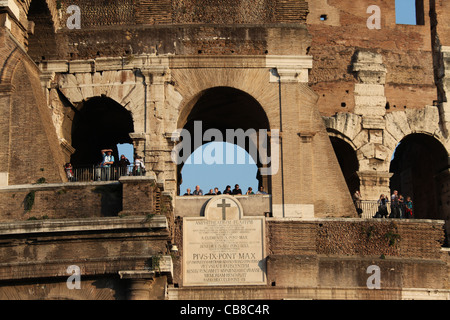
378, 190, 413, 219
353, 190, 414, 219
64, 149, 146, 181
183, 184, 268, 196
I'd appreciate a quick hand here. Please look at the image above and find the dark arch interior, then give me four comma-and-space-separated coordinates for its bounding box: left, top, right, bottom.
177, 87, 271, 195
27, 0, 58, 62
330, 136, 360, 196
390, 133, 449, 220
71, 96, 134, 167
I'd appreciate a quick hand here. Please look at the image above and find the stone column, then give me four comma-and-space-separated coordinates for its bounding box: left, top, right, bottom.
357, 171, 392, 201
267, 57, 315, 218
141, 66, 175, 194
119, 271, 156, 300
119, 256, 173, 300
352, 51, 392, 200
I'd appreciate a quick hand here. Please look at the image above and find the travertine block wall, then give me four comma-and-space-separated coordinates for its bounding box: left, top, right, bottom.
171, 217, 448, 295
0, 182, 122, 221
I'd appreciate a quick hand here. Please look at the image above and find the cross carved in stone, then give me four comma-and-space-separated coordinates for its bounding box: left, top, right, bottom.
217, 199, 231, 220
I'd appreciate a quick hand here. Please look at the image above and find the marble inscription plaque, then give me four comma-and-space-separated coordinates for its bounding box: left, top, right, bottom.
183, 195, 266, 286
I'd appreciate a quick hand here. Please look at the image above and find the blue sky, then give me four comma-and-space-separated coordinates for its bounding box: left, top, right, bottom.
117, 141, 260, 194
395, 0, 418, 25
118, 0, 418, 194
179, 142, 259, 195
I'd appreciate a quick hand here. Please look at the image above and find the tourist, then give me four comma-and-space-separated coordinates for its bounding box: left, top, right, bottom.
214, 187, 221, 195
101, 149, 114, 180
205, 189, 215, 195
184, 188, 192, 196
133, 155, 145, 176
64, 163, 75, 182
375, 194, 388, 218
118, 154, 130, 176
223, 185, 232, 195
193, 185, 203, 196
390, 190, 400, 218
246, 187, 254, 195
405, 196, 413, 219
398, 194, 405, 218
256, 186, 267, 195
232, 184, 242, 195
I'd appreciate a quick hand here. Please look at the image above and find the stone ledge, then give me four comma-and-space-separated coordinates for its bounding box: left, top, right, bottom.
0, 181, 120, 193
167, 286, 450, 300
0, 255, 165, 281
0, 215, 167, 235
119, 255, 173, 280
266, 216, 446, 225
119, 175, 156, 183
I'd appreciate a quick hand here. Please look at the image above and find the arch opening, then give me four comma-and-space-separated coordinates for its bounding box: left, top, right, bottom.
70, 96, 134, 168
330, 136, 360, 197
176, 87, 272, 196
389, 133, 449, 220
179, 142, 259, 196
27, 0, 58, 62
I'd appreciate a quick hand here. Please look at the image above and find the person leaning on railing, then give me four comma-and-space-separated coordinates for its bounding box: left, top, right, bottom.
353, 190, 363, 217
375, 194, 389, 218
118, 154, 131, 176
100, 149, 115, 181
133, 156, 146, 176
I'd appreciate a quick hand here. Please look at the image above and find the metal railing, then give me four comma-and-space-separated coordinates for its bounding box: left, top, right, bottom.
355, 200, 392, 219
65, 165, 145, 182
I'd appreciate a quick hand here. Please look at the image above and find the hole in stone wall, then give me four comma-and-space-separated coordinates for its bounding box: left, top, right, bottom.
390, 134, 449, 220
320, 14, 328, 21
395, 0, 425, 25
177, 87, 271, 196
71, 96, 134, 167
341, 102, 346, 108
329, 136, 360, 196
27, 0, 58, 62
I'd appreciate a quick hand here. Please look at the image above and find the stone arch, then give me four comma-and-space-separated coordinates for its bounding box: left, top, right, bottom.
26, 0, 60, 62
323, 113, 363, 149
326, 128, 358, 151
171, 68, 282, 134
57, 70, 146, 135
389, 132, 449, 220
23, 0, 60, 28
384, 107, 446, 154
0, 47, 26, 85
174, 86, 272, 195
